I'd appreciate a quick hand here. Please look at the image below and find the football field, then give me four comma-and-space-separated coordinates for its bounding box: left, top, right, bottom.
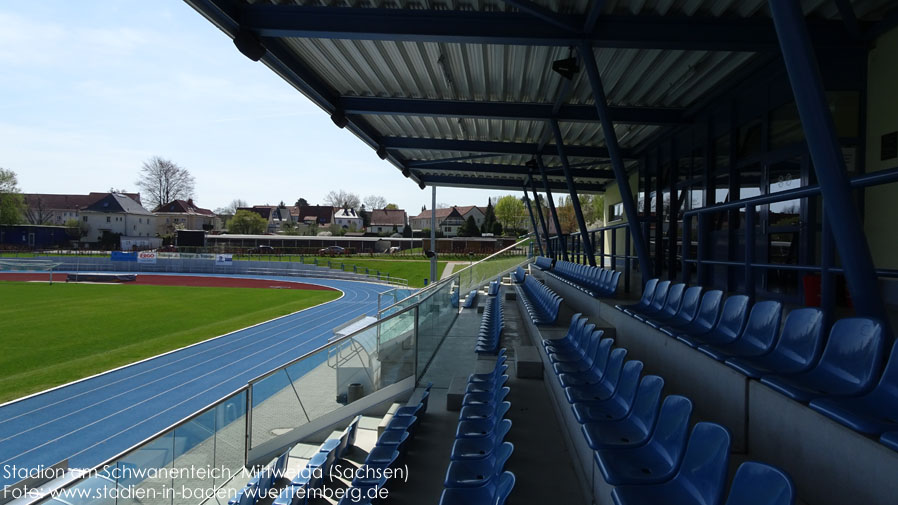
0, 280, 341, 403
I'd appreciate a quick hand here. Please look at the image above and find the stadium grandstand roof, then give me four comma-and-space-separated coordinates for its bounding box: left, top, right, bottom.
184, 0, 895, 194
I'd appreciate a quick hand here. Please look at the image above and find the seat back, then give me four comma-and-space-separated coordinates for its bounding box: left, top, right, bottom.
607, 271, 622, 293
673, 423, 731, 505
675, 286, 704, 322
816, 318, 885, 391
660, 283, 686, 318
493, 471, 516, 505
639, 278, 660, 306
491, 442, 514, 478
740, 300, 783, 350
648, 280, 672, 312
601, 348, 628, 391
724, 462, 795, 505
771, 308, 825, 371
590, 338, 615, 379
713, 294, 750, 341
627, 375, 665, 441
646, 395, 693, 468
694, 290, 724, 331
610, 360, 645, 413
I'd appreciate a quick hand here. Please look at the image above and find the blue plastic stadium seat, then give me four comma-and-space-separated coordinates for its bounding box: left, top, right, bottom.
444, 442, 513, 488
808, 341, 898, 435
455, 418, 512, 440
548, 323, 597, 363
571, 362, 645, 423
610, 423, 731, 505
463, 289, 478, 308
698, 300, 783, 361
645, 286, 702, 329
438, 471, 515, 505
557, 338, 614, 388
462, 386, 509, 407
512, 267, 526, 283
594, 393, 693, 485
580, 378, 667, 450
460, 401, 510, 422
635, 283, 685, 323
469, 356, 508, 385
273, 485, 306, 505
616, 278, 659, 315
677, 294, 749, 348
488, 281, 500, 296
723, 462, 795, 505
450, 419, 511, 460
760, 318, 885, 403
476, 296, 504, 354
520, 276, 561, 325
543, 314, 586, 351
375, 429, 410, 457
534, 256, 553, 270
597, 270, 622, 298
563, 348, 627, 404
725, 308, 825, 379
880, 432, 898, 452
659, 290, 723, 338
364, 446, 400, 467
629, 280, 671, 319
465, 373, 508, 394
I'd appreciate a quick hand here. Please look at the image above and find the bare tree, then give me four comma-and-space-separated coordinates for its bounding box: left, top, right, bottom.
214, 198, 247, 216
25, 195, 55, 225
135, 156, 196, 210
364, 195, 387, 210
324, 190, 361, 209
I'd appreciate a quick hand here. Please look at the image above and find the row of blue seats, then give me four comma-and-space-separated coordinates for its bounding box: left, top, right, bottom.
230, 450, 290, 505
476, 295, 504, 354
550, 260, 622, 298
543, 314, 796, 505
617, 279, 898, 448
338, 384, 432, 504
440, 352, 515, 505
533, 256, 554, 270
268, 417, 360, 505
520, 275, 561, 325
488, 279, 501, 296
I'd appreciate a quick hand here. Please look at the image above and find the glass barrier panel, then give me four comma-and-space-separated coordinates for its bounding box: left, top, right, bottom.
249, 369, 305, 451
113, 431, 175, 505
172, 410, 215, 505
375, 307, 416, 387
214, 391, 248, 491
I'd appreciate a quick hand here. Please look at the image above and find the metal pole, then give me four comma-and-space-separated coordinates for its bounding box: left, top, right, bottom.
523, 193, 545, 257
537, 155, 568, 261
550, 119, 596, 267
430, 185, 437, 284
745, 204, 756, 301
821, 208, 835, 330
530, 179, 553, 257
578, 44, 653, 281
769, 0, 887, 326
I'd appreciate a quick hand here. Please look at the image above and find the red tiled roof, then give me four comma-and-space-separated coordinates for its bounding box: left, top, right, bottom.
153, 199, 215, 216
369, 209, 407, 226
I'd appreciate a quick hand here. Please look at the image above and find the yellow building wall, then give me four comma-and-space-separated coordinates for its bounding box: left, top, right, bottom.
864, 26, 898, 270
602, 171, 640, 259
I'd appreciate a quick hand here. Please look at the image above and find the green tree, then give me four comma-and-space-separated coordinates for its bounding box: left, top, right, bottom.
384, 203, 399, 210
228, 209, 268, 234
457, 216, 482, 237
402, 224, 413, 238
64, 218, 86, 239
295, 197, 309, 208
494, 195, 525, 235
0, 168, 24, 225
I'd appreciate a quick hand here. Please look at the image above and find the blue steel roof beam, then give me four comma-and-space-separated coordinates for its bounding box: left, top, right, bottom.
833, 0, 861, 39
411, 162, 615, 179
501, 0, 580, 33
406, 154, 501, 167
340, 97, 686, 125
184, 0, 420, 185
583, 0, 608, 34
417, 174, 605, 193
380, 137, 627, 159
238, 5, 864, 52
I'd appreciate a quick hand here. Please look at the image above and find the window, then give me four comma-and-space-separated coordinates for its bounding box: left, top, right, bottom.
106, 216, 111, 223
609, 202, 624, 221
83, 216, 88, 222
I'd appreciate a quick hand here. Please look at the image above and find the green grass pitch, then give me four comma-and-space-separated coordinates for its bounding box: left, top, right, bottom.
0, 282, 341, 403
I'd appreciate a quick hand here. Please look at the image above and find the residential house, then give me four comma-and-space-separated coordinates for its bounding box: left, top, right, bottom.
334, 207, 363, 231
410, 206, 480, 237
153, 199, 218, 235
237, 205, 293, 233
294, 205, 334, 227
368, 209, 408, 234
22, 192, 142, 226
80, 193, 157, 246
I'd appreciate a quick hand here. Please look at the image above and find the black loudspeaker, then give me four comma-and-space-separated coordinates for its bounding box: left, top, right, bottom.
377, 147, 388, 160
418, 181, 426, 190
331, 112, 348, 128
233, 30, 266, 62
552, 57, 579, 80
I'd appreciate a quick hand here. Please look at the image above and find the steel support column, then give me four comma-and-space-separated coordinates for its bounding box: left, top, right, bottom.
523, 193, 545, 257
530, 178, 553, 257
578, 44, 653, 280
550, 119, 596, 267
430, 185, 437, 284
769, 0, 887, 325
537, 156, 568, 261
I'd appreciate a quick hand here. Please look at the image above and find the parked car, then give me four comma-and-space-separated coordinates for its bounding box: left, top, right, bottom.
386, 246, 401, 254
249, 245, 275, 254
319, 245, 346, 256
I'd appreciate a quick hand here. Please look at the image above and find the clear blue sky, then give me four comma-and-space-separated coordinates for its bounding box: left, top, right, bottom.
0, 0, 511, 214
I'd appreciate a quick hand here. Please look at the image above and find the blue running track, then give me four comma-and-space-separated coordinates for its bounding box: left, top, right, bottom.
0, 274, 393, 487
